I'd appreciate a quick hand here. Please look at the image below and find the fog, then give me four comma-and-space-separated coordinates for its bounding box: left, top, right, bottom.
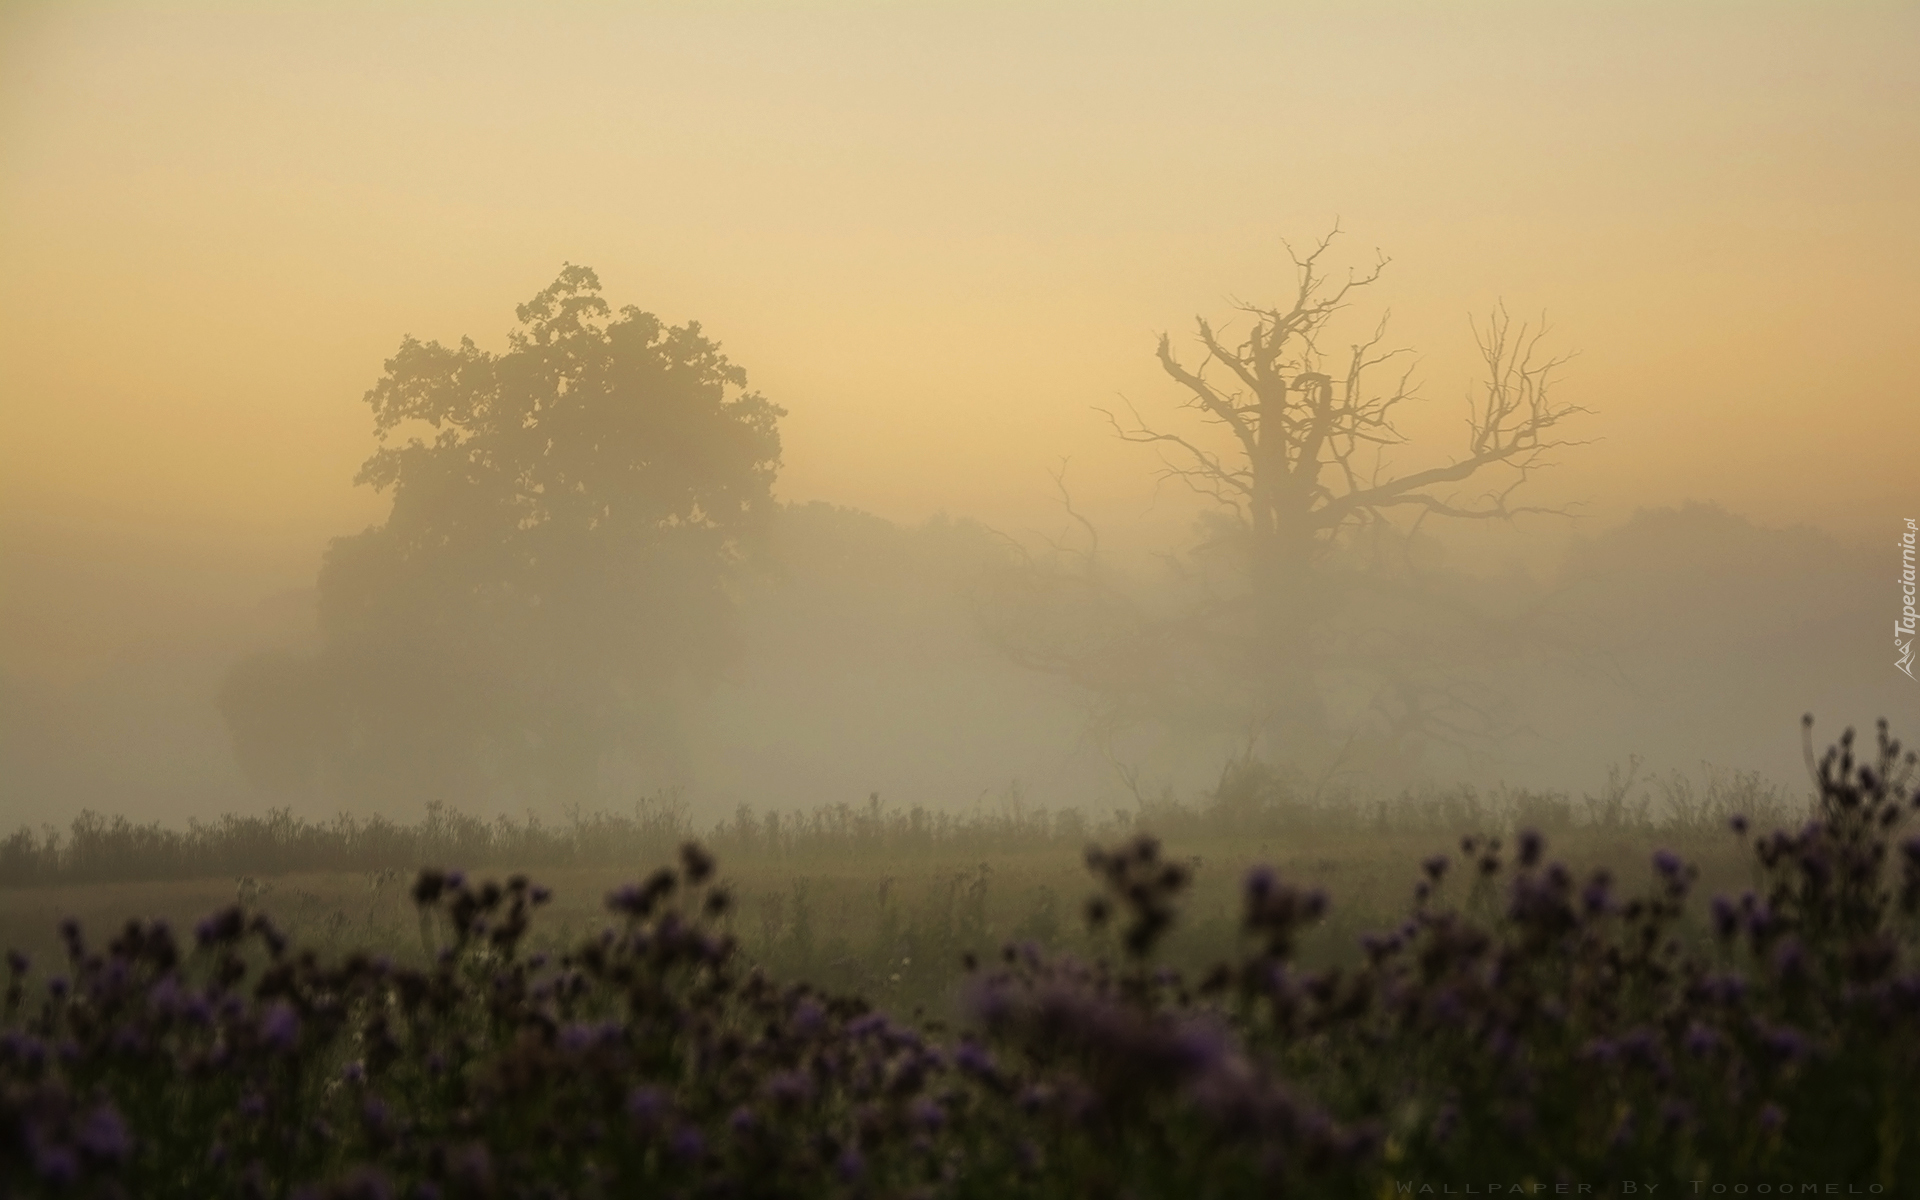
2, 1, 1916, 832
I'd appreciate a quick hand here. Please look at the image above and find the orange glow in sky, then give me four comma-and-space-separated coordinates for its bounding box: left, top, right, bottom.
2, 1, 1915, 677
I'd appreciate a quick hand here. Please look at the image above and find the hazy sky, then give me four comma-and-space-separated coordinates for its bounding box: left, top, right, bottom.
2, 1, 1916, 679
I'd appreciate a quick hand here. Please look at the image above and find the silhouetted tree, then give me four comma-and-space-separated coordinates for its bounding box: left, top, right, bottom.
220, 266, 784, 808
983, 231, 1585, 769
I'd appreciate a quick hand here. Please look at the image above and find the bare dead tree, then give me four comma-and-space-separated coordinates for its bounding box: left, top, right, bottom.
1105, 227, 1586, 572
1070, 227, 1590, 754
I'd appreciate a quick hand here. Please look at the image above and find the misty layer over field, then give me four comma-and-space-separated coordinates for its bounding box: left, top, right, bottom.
1, 3, 1915, 835
0, 263, 1911, 828
0, 480, 1905, 830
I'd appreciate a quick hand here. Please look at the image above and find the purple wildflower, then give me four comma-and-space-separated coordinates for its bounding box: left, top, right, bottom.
959, 1034, 1000, 1075
76, 1104, 132, 1161
668, 1126, 705, 1164
963, 976, 1013, 1024
1710, 895, 1738, 938
1246, 865, 1277, 898
910, 1096, 946, 1132
146, 975, 181, 1015
836, 1146, 865, 1182
791, 998, 826, 1036
260, 1000, 300, 1052
1683, 1023, 1721, 1057
1772, 937, 1809, 982
1, 1032, 46, 1070
764, 1070, 814, 1109
1760, 1023, 1811, 1062
1303, 888, 1328, 920
627, 1086, 670, 1129
1017, 1083, 1050, 1115
1581, 873, 1613, 916
606, 884, 644, 915
1172, 1017, 1233, 1075
195, 907, 244, 946
32, 1142, 79, 1186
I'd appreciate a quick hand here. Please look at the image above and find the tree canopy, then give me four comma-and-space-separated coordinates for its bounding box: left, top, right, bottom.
221, 266, 784, 809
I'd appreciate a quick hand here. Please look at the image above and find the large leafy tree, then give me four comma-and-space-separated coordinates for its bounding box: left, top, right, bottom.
221, 266, 784, 808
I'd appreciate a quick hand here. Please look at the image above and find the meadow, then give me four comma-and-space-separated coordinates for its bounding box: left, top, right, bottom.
4, 725, 1914, 1197
1, 757, 1794, 1015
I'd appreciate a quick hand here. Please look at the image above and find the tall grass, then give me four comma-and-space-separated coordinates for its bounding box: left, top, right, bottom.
1, 760, 1801, 887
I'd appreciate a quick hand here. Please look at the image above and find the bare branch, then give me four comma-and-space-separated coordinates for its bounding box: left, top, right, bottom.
1048, 458, 1100, 565
1095, 399, 1255, 503
1155, 334, 1258, 458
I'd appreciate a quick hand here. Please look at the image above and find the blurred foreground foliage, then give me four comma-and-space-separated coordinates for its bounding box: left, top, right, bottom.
5, 720, 1918, 1197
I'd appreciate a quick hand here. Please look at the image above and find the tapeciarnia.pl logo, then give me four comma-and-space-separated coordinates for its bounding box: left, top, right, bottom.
1898, 517, 1916, 680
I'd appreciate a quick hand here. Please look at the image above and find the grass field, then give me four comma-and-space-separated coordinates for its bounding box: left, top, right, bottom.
0, 815, 1780, 1019
22, 755, 1892, 1198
